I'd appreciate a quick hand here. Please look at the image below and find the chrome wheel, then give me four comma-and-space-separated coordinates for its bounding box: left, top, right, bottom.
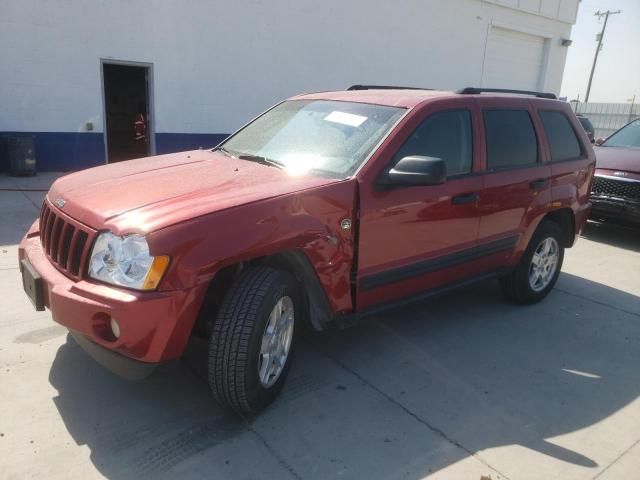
258, 296, 294, 388
529, 237, 559, 292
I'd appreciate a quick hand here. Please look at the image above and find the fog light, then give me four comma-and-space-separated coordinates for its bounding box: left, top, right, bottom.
110, 318, 121, 339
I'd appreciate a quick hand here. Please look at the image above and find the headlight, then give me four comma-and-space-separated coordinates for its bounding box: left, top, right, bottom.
88, 232, 169, 290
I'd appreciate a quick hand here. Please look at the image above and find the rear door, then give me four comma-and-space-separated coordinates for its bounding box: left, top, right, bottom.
537, 106, 594, 230
355, 98, 484, 310
476, 98, 552, 267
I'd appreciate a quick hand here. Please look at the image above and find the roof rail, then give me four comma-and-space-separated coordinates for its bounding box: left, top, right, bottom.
347, 84, 433, 91
456, 87, 557, 100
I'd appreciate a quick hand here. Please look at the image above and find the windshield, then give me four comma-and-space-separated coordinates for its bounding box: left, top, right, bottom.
603, 119, 640, 148
220, 100, 406, 178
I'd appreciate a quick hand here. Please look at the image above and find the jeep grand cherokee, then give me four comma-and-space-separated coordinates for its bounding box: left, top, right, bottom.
20, 86, 595, 414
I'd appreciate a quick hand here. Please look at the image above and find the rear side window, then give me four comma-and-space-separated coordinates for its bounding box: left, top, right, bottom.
483, 110, 538, 169
393, 110, 473, 177
540, 111, 583, 161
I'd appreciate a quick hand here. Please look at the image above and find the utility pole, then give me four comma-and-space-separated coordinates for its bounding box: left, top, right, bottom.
585, 9, 621, 102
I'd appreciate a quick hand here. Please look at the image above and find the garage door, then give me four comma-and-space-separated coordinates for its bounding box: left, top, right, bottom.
482, 26, 546, 91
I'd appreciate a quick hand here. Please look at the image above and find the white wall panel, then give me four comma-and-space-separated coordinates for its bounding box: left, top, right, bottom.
540, 0, 561, 18
519, 0, 541, 14
558, 0, 580, 24
0, 0, 576, 135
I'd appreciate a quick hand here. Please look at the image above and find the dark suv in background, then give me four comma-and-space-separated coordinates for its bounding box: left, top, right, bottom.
576, 114, 595, 143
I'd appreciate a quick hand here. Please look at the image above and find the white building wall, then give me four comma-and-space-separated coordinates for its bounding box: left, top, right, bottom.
0, 0, 579, 169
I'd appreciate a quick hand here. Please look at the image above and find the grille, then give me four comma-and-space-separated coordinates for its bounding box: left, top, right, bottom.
592, 176, 640, 201
39, 201, 93, 279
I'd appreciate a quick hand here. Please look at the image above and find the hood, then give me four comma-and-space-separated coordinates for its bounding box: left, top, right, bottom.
595, 146, 640, 174
48, 150, 343, 233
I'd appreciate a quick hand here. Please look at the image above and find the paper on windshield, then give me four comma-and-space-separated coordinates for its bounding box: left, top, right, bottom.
324, 111, 367, 127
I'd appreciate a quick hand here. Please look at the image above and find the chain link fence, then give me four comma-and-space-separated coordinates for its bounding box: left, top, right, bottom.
570, 102, 640, 140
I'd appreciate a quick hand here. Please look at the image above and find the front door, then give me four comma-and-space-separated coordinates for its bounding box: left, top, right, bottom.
103, 62, 151, 163
356, 100, 484, 310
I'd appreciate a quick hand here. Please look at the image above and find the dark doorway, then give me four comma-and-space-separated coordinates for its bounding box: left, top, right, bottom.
102, 63, 151, 163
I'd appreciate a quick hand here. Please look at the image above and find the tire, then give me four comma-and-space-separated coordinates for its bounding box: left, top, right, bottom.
500, 220, 565, 305
208, 266, 300, 415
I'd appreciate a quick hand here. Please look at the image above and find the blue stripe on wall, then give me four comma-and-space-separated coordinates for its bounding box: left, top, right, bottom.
0, 132, 229, 172
1, 132, 105, 172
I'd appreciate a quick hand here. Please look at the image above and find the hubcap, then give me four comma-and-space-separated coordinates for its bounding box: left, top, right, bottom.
529, 237, 559, 292
258, 296, 294, 388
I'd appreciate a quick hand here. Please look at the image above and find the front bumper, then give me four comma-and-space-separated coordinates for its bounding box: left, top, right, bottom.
69, 331, 160, 380
19, 225, 207, 375
590, 196, 640, 224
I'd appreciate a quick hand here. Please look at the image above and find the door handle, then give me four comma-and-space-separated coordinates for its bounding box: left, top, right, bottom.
530, 178, 549, 190
452, 192, 479, 205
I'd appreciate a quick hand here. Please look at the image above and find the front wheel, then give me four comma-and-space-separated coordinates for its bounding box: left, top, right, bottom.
500, 220, 565, 305
208, 266, 300, 415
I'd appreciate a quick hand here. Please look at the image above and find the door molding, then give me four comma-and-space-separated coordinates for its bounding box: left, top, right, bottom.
360, 235, 519, 291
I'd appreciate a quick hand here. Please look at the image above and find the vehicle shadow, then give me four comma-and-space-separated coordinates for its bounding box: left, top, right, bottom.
581, 220, 640, 253
48, 339, 247, 479
49, 272, 640, 479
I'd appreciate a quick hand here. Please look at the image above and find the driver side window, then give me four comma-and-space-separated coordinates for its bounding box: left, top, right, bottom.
393, 110, 473, 177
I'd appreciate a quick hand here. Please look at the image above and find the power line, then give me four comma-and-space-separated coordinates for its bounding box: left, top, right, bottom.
585, 9, 621, 102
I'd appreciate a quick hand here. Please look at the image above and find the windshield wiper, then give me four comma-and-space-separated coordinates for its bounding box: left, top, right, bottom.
214, 146, 234, 157
215, 147, 283, 169
238, 154, 284, 169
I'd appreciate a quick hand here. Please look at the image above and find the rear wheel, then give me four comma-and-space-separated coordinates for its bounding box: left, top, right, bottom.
500, 220, 564, 304
208, 266, 300, 415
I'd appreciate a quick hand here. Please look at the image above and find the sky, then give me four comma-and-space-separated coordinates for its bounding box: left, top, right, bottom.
560, 0, 639, 103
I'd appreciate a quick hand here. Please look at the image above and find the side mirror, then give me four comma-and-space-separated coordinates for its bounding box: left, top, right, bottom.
595, 138, 605, 146
379, 156, 446, 187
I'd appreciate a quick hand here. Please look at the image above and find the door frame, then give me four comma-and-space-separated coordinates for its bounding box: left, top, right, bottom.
99, 58, 156, 164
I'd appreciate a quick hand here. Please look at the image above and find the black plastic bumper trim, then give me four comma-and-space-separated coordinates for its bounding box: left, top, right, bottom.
591, 198, 640, 224
69, 331, 158, 380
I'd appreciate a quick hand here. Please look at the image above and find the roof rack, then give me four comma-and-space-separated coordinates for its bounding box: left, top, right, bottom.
347, 84, 433, 91
456, 87, 557, 100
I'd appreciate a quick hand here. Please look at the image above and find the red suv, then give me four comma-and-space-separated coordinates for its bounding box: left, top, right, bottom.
591, 119, 640, 225
19, 86, 595, 414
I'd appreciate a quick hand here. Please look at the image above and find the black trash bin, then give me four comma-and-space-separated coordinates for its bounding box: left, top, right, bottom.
1, 134, 37, 176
